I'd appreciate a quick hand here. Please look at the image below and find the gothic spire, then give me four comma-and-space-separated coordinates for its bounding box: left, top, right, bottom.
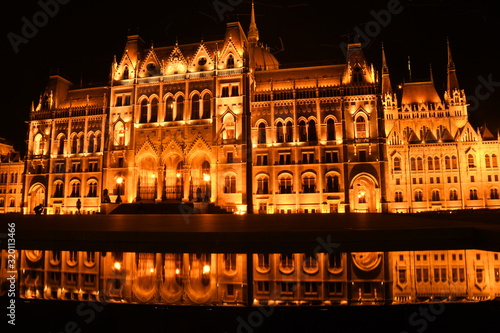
447, 38, 460, 92
381, 43, 392, 95
248, 1, 259, 43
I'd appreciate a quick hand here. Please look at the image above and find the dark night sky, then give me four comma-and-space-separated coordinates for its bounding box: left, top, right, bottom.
2, 0, 499, 154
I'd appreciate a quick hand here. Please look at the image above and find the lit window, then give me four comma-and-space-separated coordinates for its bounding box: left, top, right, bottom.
355, 116, 367, 138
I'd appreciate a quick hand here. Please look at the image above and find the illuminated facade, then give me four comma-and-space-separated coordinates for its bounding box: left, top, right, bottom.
22, 4, 499, 214
4, 249, 500, 305
0, 139, 23, 213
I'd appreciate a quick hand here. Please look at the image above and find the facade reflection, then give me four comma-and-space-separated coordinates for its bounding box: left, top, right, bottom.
2, 250, 499, 306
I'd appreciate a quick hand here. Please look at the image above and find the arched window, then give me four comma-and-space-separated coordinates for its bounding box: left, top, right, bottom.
258, 123, 266, 144
417, 157, 423, 171
223, 114, 235, 140
202, 94, 211, 119
276, 122, 284, 143
175, 96, 184, 121
202, 161, 210, 178
491, 188, 499, 200
0, 198, 4, 207
410, 157, 416, 171
96, 133, 101, 152
87, 181, 98, 197
468, 154, 475, 168
278, 174, 293, 194
53, 182, 64, 198
298, 120, 307, 142
256, 175, 269, 194
224, 175, 236, 194
308, 120, 317, 141
58, 135, 65, 155
165, 97, 174, 121
469, 189, 478, 200
115, 122, 125, 146
150, 98, 158, 123
414, 190, 423, 202
78, 135, 84, 153
191, 95, 200, 120
71, 134, 78, 154
327, 119, 335, 141
432, 190, 440, 202
123, 66, 129, 79
485, 155, 491, 168
434, 157, 440, 170
394, 157, 401, 171
285, 121, 293, 142
227, 54, 235, 69
445, 156, 451, 170
427, 157, 434, 171
452, 156, 458, 169
326, 174, 340, 193
140, 99, 148, 123
352, 66, 363, 84
302, 174, 316, 193
88, 133, 95, 153
395, 191, 403, 202
493, 154, 499, 168
33, 133, 44, 155
70, 181, 81, 197
450, 189, 458, 201
355, 115, 367, 138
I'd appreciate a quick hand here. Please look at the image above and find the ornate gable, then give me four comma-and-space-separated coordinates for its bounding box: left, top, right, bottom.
138, 47, 162, 77
456, 123, 479, 142
165, 45, 188, 75
218, 39, 243, 70
114, 51, 136, 80
188, 43, 215, 72
136, 136, 159, 159
186, 134, 211, 157
387, 127, 404, 146
160, 138, 184, 161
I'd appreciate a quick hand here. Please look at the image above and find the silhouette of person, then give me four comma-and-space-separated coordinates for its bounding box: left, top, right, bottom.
76, 198, 82, 214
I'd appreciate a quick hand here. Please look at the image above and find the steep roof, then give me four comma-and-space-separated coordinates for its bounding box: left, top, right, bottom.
401, 81, 442, 105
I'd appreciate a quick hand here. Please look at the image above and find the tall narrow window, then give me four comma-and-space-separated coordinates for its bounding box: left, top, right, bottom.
298, 120, 307, 142
140, 99, 148, 123
175, 96, 184, 121
308, 120, 317, 141
71, 135, 77, 154
485, 155, 491, 168
434, 157, 440, 170
165, 97, 174, 121
202, 94, 211, 119
123, 66, 129, 79
150, 98, 158, 123
327, 119, 335, 141
428, 157, 434, 171
445, 156, 451, 170
227, 54, 235, 69
58, 136, 65, 155
394, 157, 401, 171
452, 156, 458, 169
191, 95, 200, 120
223, 114, 235, 140
78, 135, 84, 153
88, 134, 95, 153
492, 154, 498, 168
355, 116, 367, 138
277, 123, 284, 143
285, 121, 293, 142
468, 154, 475, 168
258, 123, 266, 144
96, 133, 101, 152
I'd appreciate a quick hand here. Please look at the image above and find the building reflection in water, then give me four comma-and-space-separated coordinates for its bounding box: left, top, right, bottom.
2, 250, 499, 306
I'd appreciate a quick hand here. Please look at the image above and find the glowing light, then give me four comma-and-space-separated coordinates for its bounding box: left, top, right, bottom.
152, 174, 155, 178
176, 173, 181, 178
203, 265, 211, 274
150, 268, 154, 273
175, 268, 180, 275
116, 177, 123, 184
203, 174, 211, 182
114, 262, 121, 270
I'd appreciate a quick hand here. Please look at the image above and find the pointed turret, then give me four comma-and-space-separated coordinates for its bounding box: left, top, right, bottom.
381, 44, 392, 95
447, 39, 459, 92
248, 1, 259, 44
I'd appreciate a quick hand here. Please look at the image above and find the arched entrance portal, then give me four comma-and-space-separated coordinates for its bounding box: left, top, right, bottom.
350, 174, 379, 213
189, 153, 211, 202
138, 156, 157, 201
162, 154, 184, 201
28, 183, 46, 214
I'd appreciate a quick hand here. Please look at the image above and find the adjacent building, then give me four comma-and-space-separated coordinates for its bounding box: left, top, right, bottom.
0, 139, 24, 213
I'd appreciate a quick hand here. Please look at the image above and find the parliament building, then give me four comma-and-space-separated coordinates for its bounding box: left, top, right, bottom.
23, 4, 500, 215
